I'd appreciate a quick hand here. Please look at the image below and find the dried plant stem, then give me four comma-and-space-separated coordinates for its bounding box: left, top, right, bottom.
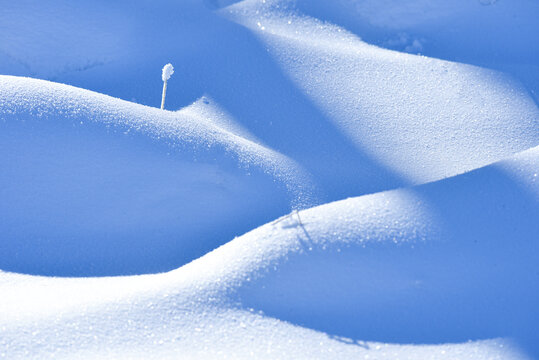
161, 80, 168, 110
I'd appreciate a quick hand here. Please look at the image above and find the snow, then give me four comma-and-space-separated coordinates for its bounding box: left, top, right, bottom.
0, 0, 538, 358
162, 63, 174, 82
0, 75, 315, 276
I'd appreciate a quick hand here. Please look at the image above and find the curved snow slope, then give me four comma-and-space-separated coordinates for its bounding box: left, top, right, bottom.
1, 0, 538, 357
294, 0, 539, 99
2, 60, 537, 277
231, 148, 539, 345
1, 147, 537, 359
0, 75, 315, 276
1, 0, 538, 200
224, 0, 539, 185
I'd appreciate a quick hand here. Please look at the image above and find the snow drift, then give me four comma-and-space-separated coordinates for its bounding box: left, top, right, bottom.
1, 0, 538, 358
1, 146, 537, 358
0, 75, 315, 276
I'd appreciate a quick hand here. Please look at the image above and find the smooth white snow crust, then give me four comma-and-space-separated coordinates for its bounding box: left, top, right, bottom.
1, 0, 538, 358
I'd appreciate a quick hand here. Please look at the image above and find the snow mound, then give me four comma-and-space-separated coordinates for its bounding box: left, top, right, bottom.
225, 0, 539, 185
1, 146, 537, 359
0, 75, 316, 276
2, 0, 537, 200
1, 0, 539, 358
231, 146, 539, 346
293, 0, 539, 96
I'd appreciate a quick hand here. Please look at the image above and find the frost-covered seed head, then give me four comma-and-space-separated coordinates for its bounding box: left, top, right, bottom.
162, 63, 174, 82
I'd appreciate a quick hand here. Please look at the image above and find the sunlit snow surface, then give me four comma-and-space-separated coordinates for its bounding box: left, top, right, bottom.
1, 0, 538, 358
